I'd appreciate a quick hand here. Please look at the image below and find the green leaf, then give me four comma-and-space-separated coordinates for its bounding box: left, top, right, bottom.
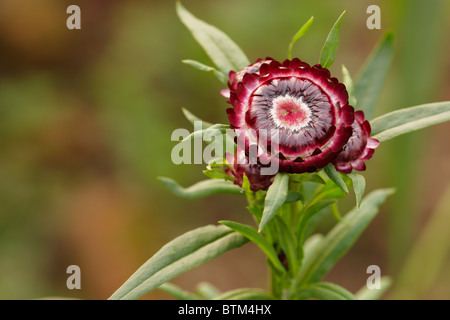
348, 173, 366, 210
296, 188, 395, 285
182, 59, 228, 84
301, 234, 324, 268
354, 31, 394, 119
158, 177, 242, 199
355, 276, 392, 300
176, 1, 250, 74
202, 168, 233, 181
370, 101, 450, 142
284, 191, 304, 204
274, 217, 298, 276
157, 283, 200, 300
296, 200, 336, 245
241, 173, 251, 194
290, 233, 324, 293
341, 64, 357, 106
195, 282, 221, 299
330, 202, 342, 222
182, 123, 230, 142
213, 288, 273, 300
290, 173, 326, 185
259, 173, 290, 232
287, 16, 314, 59
323, 163, 349, 194
181, 107, 213, 129
302, 208, 331, 241
246, 204, 263, 221
109, 225, 248, 300
206, 157, 226, 169
319, 11, 345, 69
296, 282, 356, 300
309, 179, 347, 205
219, 220, 286, 274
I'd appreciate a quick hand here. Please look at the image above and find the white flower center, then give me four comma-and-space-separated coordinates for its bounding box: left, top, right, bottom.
270, 95, 312, 131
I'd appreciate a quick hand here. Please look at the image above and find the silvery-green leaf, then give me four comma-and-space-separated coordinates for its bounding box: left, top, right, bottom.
319, 11, 345, 69
177, 2, 250, 74
370, 101, 450, 142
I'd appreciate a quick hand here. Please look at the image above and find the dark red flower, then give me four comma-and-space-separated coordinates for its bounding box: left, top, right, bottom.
221, 58, 274, 98
225, 148, 275, 192
333, 110, 380, 173
226, 58, 355, 174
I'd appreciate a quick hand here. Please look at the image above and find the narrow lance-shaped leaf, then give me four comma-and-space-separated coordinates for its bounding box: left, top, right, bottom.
296, 200, 336, 245
290, 234, 324, 290
341, 64, 357, 106
176, 1, 250, 74
182, 123, 230, 142
206, 157, 226, 169
354, 31, 394, 120
195, 282, 222, 299
284, 191, 303, 204
181, 107, 213, 129
295, 282, 356, 300
324, 163, 349, 194
330, 202, 342, 222
290, 173, 326, 185
296, 188, 395, 286
158, 177, 242, 199
157, 283, 200, 300
179, 111, 234, 158
275, 217, 298, 277
220, 220, 286, 274
182, 59, 228, 84
109, 225, 248, 300
302, 209, 331, 243
287, 16, 314, 59
370, 101, 450, 142
259, 173, 290, 232
203, 168, 233, 181
308, 178, 347, 205
298, 234, 324, 273
319, 11, 345, 69
241, 173, 251, 194
213, 288, 273, 300
348, 173, 366, 210
123, 232, 247, 300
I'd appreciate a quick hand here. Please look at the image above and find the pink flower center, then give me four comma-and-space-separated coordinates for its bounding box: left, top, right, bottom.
271, 95, 311, 131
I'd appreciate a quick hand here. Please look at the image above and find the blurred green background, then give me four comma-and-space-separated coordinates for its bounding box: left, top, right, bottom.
0, 0, 449, 300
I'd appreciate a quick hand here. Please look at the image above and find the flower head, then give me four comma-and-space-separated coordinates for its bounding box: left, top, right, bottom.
225, 148, 275, 191
226, 58, 355, 174
333, 110, 380, 173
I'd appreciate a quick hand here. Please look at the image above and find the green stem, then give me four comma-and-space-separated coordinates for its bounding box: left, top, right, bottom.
289, 176, 301, 226
269, 264, 282, 299
245, 175, 330, 299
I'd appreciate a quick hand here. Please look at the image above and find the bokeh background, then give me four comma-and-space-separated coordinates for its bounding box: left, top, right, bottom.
0, 0, 449, 300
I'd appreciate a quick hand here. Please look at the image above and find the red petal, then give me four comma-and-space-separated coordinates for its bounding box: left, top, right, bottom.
354, 110, 365, 123
351, 159, 366, 171
220, 89, 230, 98
367, 137, 380, 149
